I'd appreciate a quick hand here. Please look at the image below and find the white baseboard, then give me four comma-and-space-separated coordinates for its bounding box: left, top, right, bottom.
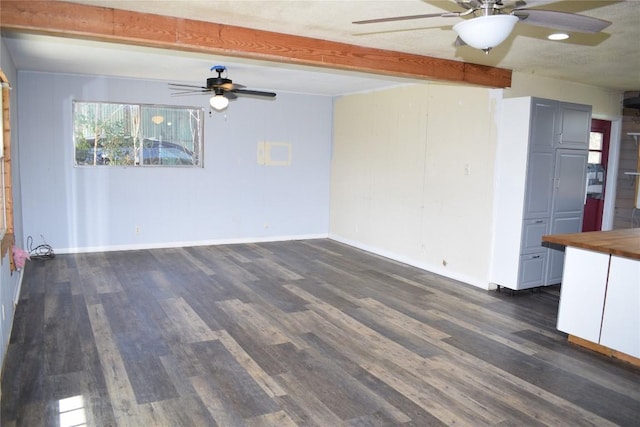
54, 233, 329, 254
328, 233, 490, 290
32, 232, 489, 290
13, 268, 24, 306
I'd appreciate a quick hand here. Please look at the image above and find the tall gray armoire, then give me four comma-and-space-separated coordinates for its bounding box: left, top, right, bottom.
491, 97, 591, 291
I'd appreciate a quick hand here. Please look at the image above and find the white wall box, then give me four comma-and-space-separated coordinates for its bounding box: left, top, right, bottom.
491, 97, 591, 290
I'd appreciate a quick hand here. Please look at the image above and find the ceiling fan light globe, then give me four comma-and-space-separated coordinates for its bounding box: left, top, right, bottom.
453, 15, 518, 51
210, 95, 229, 111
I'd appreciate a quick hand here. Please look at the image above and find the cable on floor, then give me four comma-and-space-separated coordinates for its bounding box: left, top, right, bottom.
27, 235, 55, 260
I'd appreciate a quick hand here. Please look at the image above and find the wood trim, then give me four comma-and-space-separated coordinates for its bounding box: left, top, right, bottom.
0, 69, 15, 271
1, 232, 13, 262
568, 335, 640, 368
0, 0, 512, 88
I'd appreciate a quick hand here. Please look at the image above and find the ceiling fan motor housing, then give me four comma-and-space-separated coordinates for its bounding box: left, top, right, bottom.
207, 77, 232, 89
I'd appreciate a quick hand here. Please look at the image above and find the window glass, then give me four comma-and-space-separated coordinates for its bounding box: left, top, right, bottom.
74, 102, 203, 167
588, 131, 604, 165
588, 151, 602, 164
589, 132, 603, 151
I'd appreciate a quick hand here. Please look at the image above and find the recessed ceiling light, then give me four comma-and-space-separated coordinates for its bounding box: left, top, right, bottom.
548, 33, 569, 41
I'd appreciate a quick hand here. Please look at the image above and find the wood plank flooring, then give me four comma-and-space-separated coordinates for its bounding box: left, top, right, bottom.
2, 239, 639, 426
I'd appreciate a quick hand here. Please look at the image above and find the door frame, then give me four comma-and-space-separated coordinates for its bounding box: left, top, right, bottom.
600, 117, 622, 230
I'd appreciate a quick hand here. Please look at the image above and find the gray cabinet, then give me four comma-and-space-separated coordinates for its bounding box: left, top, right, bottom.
547, 149, 589, 284
530, 98, 558, 151
491, 97, 590, 291
558, 103, 592, 149
523, 151, 554, 219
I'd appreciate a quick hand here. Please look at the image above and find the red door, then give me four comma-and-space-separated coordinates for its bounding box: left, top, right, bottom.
582, 119, 611, 232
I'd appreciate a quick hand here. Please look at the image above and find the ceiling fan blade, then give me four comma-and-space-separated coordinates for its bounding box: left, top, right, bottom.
353, 12, 457, 25
512, 9, 611, 33
223, 92, 238, 100
232, 89, 277, 98
514, 0, 563, 7
456, 1, 481, 10
168, 83, 206, 90
170, 90, 212, 96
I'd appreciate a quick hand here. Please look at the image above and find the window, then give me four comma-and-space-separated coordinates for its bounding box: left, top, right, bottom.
74, 102, 204, 167
588, 131, 604, 165
585, 130, 607, 201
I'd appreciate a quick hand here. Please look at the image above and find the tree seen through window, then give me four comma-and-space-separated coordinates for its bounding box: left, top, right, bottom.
74, 101, 203, 167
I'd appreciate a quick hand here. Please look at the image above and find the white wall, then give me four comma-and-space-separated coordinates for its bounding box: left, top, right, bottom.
330, 84, 499, 288
330, 75, 625, 291
17, 71, 333, 252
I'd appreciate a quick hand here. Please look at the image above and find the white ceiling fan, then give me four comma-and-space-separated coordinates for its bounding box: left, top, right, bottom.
353, 0, 612, 53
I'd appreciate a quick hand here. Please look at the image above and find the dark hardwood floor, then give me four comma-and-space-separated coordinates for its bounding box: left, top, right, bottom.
2, 239, 639, 426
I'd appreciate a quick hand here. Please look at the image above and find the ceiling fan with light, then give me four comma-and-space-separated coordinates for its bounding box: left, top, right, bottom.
353, 0, 612, 53
169, 65, 276, 111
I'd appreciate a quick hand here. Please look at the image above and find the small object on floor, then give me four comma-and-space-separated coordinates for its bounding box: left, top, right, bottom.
27, 235, 55, 260
12, 246, 30, 269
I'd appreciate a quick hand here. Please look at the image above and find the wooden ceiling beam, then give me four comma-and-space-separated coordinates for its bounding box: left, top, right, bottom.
0, 0, 512, 88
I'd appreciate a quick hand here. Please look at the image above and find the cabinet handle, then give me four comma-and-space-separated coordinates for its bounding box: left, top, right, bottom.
534, 220, 543, 224
531, 255, 541, 259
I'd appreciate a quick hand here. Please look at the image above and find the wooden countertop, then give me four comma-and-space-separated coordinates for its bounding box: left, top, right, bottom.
542, 228, 640, 261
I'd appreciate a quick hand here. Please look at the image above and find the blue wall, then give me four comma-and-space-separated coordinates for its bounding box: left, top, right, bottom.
0, 35, 25, 376
17, 71, 333, 252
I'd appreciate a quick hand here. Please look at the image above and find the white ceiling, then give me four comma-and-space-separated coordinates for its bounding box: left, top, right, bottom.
2, 0, 640, 95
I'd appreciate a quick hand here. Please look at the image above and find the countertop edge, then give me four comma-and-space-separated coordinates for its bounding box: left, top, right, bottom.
542, 229, 640, 261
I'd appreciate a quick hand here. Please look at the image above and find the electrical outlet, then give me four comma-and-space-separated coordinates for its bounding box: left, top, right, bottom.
135, 225, 141, 235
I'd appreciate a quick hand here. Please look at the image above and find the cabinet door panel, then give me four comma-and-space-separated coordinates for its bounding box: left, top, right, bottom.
600, 256, 640, 358
557, 248, 608, 342
552, 149, 588, 216
518, 252, 546, 289
523, 151, 554, 218
558, 103, 591, 149
521, 219, 548, 252
547, 150, 588, 285
530, 99, 557, 150
547, 216, 582, 284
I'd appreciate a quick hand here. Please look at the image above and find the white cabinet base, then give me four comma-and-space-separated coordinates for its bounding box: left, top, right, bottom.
557, 248, 640, 362
600, 256, 640, 358
556, 248, 609, 343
